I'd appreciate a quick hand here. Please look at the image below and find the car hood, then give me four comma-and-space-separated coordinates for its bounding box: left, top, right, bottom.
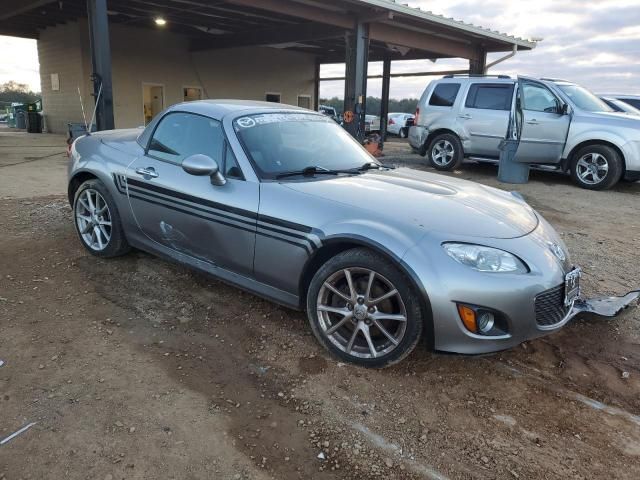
282, 168, 539, 239
582, 110, 640, 125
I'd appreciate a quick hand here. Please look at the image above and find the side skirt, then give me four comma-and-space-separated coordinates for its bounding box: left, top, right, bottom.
127, 234, 302, 311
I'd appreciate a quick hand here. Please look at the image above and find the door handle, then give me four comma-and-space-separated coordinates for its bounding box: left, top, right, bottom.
526, 119, 540, 125
458, 114, 472, 119
135, 167, 159, 178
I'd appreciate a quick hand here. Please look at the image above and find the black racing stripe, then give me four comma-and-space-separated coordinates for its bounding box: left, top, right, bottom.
128, 186, 256, 228
256, 222, 311, 241
258, 214, 312, 233
124, 177, 315, 249
256, 232, 311, 252
127, 178, 258, 220
130, 193, 310, 252
129, 194, 256, 234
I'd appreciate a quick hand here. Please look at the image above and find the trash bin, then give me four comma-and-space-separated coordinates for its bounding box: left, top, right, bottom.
15, 110, 27, 129
26, 111, 43, 133
497, 138, 529, 184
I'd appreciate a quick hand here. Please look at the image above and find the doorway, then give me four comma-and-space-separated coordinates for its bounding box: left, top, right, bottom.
143, 83, 165, 125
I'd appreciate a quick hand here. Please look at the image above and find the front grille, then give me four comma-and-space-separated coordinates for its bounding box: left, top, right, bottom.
535, 284, 570, 327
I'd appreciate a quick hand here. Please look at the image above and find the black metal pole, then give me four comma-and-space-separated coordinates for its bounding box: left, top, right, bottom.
87, 0, 114, 130
343, 21, 369, 141
380, 55, 391, 141
469, 48, 487, 75
313, 58, 320, 111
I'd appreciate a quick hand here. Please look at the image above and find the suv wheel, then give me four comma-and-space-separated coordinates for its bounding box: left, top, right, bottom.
307, 248, 424, 368
570, 145, 623, 190
427, 133, 463, 171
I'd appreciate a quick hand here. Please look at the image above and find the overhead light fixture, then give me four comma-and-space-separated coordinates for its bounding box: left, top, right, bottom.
154, 17, 167, 26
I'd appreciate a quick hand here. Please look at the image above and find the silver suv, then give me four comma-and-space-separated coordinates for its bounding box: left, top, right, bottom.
409, 75, 640, 190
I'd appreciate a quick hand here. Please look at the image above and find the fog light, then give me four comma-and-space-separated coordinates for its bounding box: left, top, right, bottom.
477, 312, 495, 334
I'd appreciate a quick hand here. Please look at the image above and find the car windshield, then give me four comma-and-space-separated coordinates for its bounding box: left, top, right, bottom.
557, 84, 614, 112
234, 112, 376, 179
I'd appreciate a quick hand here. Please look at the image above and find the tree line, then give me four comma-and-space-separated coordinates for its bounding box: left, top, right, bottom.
319, 96, 418, 115
0, 81, 40, 107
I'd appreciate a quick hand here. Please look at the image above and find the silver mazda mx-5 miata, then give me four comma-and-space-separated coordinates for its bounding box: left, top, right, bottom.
68, 100, 638, 367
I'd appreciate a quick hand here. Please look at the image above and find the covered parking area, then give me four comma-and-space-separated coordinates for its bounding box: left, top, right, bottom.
0, 0, 535, 140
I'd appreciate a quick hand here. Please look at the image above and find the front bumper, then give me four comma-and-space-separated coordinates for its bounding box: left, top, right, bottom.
402, 218, 639, 354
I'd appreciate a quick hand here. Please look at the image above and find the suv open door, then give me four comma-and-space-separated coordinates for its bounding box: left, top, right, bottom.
512, 77, 571, 164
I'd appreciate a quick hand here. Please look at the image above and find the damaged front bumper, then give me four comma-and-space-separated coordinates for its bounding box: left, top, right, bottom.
570, 290, 640, 319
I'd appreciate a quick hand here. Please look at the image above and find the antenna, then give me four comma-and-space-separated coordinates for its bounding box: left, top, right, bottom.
87, 82, 103, 135
77, 86, 89, 132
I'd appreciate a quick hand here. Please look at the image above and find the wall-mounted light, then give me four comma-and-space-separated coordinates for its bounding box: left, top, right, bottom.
154, 17, 167, 26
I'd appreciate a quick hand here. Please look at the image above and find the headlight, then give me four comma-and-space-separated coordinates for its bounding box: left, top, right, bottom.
442, 243, 528, 273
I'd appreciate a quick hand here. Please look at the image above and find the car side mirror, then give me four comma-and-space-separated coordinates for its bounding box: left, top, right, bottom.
560, 103, 569, 115
182, 154, 226, 186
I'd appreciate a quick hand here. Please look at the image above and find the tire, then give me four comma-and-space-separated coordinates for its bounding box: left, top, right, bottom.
427, 133, 463, 171
73, 179, 130, 258
306, 248, 424, 368
399, 127, 408, 139
570, 144, 623, 190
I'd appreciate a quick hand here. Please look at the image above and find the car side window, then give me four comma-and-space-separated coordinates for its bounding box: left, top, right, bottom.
224, 143, 244, 180
522, 83, 561, 113
148, 112, 224, 165
429, 83, 461, 107
465, 83, 514, 111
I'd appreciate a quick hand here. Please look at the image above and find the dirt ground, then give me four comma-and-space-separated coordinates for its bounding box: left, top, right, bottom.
1, 130, 639, 480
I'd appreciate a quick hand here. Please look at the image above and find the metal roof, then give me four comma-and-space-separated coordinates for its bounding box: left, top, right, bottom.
357, 0, 537, 49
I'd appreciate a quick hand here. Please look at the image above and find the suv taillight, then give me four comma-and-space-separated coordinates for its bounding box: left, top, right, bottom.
414, 107, 420, 125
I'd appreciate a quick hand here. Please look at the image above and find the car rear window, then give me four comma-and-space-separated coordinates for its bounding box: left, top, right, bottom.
429, 83, 461, 107
465, 83, 514, 110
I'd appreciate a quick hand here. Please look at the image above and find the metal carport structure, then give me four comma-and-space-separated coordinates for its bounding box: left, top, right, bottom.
0, 0, 536, 140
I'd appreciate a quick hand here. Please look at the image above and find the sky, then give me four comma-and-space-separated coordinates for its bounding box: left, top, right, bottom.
1, 0, 639, 99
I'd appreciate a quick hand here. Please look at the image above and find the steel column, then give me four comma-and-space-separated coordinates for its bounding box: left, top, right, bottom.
87, 0, 114, 130
343, 21, 369, 141
379, 55, 391, 140
313, 58, 320, 111
469, 48, 487, 75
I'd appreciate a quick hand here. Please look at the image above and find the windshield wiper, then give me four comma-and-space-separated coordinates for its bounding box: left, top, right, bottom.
276, 165, 340, 179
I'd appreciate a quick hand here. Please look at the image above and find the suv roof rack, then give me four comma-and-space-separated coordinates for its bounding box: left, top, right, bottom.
442, 74, 511, 79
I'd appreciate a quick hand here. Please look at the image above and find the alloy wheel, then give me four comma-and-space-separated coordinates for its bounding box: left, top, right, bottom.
75, 188, 112, 251
576, 152, 609, 185
431, 139, 455, 166
316, 268, 407, 359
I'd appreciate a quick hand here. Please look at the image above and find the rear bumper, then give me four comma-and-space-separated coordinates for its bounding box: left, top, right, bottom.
408, 125, 427, 153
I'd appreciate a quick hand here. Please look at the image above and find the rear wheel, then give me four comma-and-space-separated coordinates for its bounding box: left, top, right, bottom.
306, 248, 423, 368
427, 133, 463, 171
73, 179, 130, 257
399, 127, 408, 138
570, 144, 623, 190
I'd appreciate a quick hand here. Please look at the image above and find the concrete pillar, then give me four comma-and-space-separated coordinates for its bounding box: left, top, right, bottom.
87, 0, 114, 130
379, 55, 391, 140
343, 21, 369, 141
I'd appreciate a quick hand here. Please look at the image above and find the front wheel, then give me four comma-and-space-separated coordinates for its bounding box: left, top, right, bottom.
570, 145, 623, 190
427, 133, 463, 171
306, 248, 424, 368
73, 179, 130, 257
